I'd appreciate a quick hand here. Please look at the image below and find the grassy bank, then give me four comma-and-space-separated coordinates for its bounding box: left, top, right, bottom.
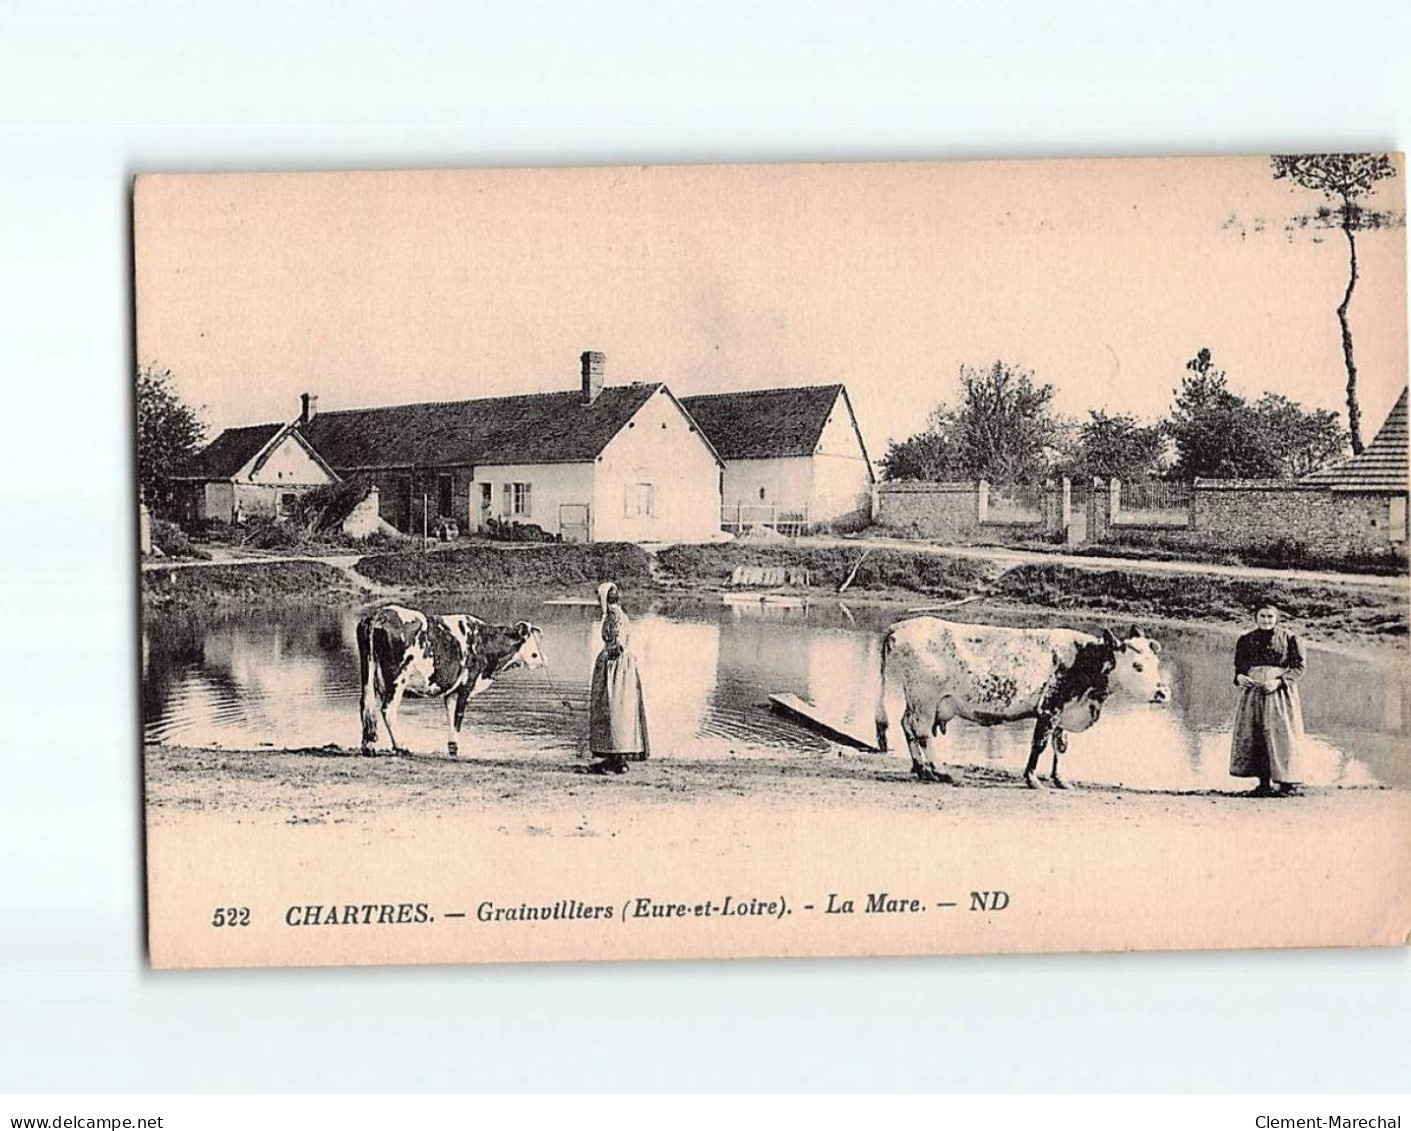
355, 542, 653, 590
999, 529, 1410, 578
142, 560, 363, 610
141, 540, 1408, 640
656, 543, 996, 599
987, 563, 1408, 637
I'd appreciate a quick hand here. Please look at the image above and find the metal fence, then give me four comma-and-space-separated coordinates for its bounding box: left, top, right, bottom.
1115, 480, 1192, 526
986, 483, 1044, 524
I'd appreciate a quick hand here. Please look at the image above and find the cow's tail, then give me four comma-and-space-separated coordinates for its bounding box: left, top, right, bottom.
356, 615, 382, 751
874, 627, 894, 752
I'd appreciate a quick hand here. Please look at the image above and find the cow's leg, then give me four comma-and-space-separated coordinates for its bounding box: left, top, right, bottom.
1050, 727, 1069, 789
447, 686, 472, 757
381, 674, 411, 754
1024, 716, 1055, 789
443, 694, 459, 757
902, 701, 953, 784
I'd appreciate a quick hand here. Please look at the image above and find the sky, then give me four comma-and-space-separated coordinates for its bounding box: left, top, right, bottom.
134, 155, 1407, 457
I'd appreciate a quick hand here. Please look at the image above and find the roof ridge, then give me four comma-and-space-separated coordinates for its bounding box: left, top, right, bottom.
682, 383, 843, 401
308, 384, 656, 419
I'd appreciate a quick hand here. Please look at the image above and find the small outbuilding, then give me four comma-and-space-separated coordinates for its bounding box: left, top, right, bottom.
171, 419, 337, 525
680, 384, 875, 531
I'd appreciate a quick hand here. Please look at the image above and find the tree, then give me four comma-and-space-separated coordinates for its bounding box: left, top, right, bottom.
137, 364, 205, 513
879, 413, 965, 482
1271, 153, 1400, 454
1167, 349, 1281, 480
1250, 393, 1347, 478
1066, 409, 1168, 482
880, 361, 1059, 483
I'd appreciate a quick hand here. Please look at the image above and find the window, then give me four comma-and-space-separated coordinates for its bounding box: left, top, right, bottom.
758, 486, 766, 501
624, 483, 655, 518
503, 482, 532, 517
277, 492, 298, 519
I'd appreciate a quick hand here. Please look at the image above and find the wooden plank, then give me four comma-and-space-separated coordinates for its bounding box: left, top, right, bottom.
768, 693, 880, 751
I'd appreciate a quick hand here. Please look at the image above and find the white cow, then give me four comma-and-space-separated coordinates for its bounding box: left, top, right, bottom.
874, 618, 1170, 788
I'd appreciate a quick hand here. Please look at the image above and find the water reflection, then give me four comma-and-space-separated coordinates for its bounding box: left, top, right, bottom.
142, 599, 1408, 789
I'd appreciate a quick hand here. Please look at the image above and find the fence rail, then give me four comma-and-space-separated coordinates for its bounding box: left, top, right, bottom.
721, 504, 810, 536
986, 483, 1044, 524
1120, 481, 1192, 510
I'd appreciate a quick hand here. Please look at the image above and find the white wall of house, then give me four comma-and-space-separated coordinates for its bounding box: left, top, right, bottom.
194, 432, 335, 522
594, 386, 723, 544
809, 399, 874, 523
240, 433, 333, 487
470, 461, 595, 538
202, 482, 236, 522
720, 456, 814, 519
717, 392, 873, 525
200, 481, 313, 522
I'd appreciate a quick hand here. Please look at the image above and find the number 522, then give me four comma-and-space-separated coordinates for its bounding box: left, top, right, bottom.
211, 907, 251, 927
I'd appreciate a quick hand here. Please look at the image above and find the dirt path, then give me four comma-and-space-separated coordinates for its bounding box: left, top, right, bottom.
143, 743, 1411, 968
798, 534, 1408, 590
142, 547, 409, 596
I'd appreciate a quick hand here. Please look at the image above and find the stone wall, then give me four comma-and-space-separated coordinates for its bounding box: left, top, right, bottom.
875, 482, 982, 539
875, 480, 1065, 542
1191, 480, 1402, 553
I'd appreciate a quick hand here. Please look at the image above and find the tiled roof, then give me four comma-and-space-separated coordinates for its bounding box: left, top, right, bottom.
680, 385, 845, 460
174, 423, 282, 480
1302, 388, 1409, 491
298, 383, 664, 470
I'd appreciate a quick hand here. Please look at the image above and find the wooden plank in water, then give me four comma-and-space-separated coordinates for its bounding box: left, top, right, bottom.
768, 692, 880, 751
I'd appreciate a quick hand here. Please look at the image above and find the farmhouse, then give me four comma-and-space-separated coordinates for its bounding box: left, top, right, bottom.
680, 384, 875, 530
183, 353, 726, 544
171, 418, 337, 525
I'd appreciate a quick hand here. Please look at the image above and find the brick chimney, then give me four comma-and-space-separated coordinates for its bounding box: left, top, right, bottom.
581, 351, 605, 404
300, 392, 318, 424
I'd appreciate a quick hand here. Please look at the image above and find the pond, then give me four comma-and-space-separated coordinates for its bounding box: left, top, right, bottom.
142, 597, 1410, 790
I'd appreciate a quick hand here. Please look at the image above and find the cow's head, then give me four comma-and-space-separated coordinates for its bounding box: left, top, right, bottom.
506, 621, 547, 672
1102, 626, 1169, 704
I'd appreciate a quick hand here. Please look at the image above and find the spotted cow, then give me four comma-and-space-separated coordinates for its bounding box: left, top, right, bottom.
356, 604, 546, 755
874, 618, 1169, 788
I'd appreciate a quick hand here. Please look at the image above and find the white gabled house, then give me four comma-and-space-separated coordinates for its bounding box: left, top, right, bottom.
681, 384, 875, 530
172, 419, 337, 524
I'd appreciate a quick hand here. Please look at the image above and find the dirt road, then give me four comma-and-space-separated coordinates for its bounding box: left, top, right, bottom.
144, 743, 1411, 969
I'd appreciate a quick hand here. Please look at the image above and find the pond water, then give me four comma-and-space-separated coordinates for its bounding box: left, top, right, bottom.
142, 597, 1410, 790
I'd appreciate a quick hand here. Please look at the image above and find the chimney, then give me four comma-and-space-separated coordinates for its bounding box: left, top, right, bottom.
300, 392, 318, 424
581, 351, 605, 404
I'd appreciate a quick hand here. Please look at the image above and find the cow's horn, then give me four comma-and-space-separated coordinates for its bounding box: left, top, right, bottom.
1127, 625, 1145, 638
1101, 628, 1121, 650
514, 620, 532, 640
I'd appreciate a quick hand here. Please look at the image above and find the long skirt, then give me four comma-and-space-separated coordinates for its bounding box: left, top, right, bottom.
589, 646, 650, 760
1229, 666, 1304, 783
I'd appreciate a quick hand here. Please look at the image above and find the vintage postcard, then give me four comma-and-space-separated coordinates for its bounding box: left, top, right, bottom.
135, 155, 1410, 970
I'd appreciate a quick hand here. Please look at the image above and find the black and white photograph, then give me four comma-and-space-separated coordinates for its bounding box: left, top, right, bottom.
134, 156, 1409, 969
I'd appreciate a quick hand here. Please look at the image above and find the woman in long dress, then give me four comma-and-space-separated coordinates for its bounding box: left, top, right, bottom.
588, 582, 650, 774
1230, 604, 1306, 796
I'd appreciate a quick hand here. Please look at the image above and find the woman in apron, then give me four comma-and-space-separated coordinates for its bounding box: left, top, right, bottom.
1230, 604, 1306, 796
588, 582, 650, 774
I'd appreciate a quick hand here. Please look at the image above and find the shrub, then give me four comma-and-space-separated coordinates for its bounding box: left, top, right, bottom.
239, 515, 305, 551
483, 516, 561, 543
356, 542, 651, 589
149, 517, 209, 560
